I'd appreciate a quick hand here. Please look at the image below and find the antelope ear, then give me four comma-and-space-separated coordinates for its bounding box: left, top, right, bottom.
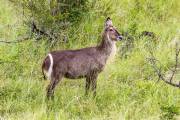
105, 17, 113, 28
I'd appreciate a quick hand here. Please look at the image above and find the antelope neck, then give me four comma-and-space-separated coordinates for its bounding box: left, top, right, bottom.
98, 33, 116, 56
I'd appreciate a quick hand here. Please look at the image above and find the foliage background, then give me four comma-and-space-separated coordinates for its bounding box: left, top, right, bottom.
0, 0, 180, 119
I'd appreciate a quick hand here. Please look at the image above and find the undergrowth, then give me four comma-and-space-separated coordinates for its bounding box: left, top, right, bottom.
0, 0, 180, 119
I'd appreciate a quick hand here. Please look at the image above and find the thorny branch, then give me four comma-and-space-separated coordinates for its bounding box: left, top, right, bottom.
0, 21, 58, 44
147, 43, 180, 88
31, 21, 58, 41
0, 36, 31, 44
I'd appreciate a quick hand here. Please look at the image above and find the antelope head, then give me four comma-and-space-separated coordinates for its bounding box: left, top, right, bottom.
104, 17, 123, 41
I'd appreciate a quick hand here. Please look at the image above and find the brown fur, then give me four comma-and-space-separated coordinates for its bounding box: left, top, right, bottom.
42, 17, 123, 99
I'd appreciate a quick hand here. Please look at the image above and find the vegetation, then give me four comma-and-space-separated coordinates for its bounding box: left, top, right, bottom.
0, 0, 180, 119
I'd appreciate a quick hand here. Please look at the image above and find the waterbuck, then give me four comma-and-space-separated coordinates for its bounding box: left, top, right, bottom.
42, 17, 123, 99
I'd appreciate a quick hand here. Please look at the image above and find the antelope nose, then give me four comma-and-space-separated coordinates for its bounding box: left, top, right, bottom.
117, 35, 123, 40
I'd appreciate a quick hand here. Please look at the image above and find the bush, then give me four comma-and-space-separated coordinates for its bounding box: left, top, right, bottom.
9, 0, 89, 43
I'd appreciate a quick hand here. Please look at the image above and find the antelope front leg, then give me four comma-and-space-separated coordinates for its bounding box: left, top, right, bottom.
91, 73, 98, 97
91, 78, 97, 97
85, 77, 91, 96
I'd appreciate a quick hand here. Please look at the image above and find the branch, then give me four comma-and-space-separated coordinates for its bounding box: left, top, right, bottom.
147, 57, 166, 82
31, 21, 57, 41
169, 48, 180, 80
147, 44, 180, 88
0, 36, 30, 44
139, 31, 156, 39
0, 21, 57, 44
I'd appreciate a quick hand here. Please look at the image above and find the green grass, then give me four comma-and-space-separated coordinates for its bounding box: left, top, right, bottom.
0, 0, 180, 120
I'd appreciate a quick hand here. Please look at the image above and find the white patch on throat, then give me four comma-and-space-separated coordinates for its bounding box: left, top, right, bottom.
107, 34, 117, 62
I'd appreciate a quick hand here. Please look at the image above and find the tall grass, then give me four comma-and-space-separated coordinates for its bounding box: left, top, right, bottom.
0, 0, 180, 119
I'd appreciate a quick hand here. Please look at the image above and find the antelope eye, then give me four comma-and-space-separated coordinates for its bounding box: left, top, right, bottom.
109, 29, 113, 31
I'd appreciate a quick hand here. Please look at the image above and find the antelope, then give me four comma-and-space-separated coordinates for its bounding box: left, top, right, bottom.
42, 17, 123, 99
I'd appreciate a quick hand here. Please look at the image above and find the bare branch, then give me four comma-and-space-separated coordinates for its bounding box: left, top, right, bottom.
169, 44, 180, 82
31, 21, 58, 41
0, 36, 30, 44
147, 43, 180, 88
0, 21, 58, 44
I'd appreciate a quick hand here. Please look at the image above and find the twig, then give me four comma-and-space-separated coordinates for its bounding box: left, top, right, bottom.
31, 21, 58, 41
0, 36, 31, 44
147, 44, 180, 88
